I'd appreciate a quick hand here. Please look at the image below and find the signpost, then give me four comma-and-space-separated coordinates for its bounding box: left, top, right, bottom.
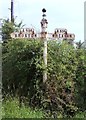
40, 8, 48, 83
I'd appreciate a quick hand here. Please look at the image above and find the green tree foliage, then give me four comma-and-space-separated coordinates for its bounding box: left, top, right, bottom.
2, 39, 44, 107
2, 19, 15, 40
74, 48, 86, 110
14, 21, 25, 32
2, 39, 86, 118
1, 19, 25, 41
76, 40, 84, 49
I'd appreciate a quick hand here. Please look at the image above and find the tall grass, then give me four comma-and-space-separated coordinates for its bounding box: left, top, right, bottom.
2, 97, 86, 118
2, 98, 44, 118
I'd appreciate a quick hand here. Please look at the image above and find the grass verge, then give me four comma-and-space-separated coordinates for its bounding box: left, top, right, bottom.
2, 98, 44, 118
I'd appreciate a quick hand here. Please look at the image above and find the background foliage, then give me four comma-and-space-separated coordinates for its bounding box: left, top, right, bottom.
1, 19, 25, 40
2, 39, 86, 118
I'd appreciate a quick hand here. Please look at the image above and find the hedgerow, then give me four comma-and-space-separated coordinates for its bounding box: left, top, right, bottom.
2, 39, 86, 118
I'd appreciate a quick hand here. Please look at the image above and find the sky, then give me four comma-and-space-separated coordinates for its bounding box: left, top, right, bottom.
0, 0, 85, 42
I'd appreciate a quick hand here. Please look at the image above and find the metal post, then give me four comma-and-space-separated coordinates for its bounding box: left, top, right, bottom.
0, 19, 3, 43
11, 0, 14, 22
84, 1, 86, 47
41, 8, 48, 83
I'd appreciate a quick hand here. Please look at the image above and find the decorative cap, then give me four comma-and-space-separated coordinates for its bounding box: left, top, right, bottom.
42, 14, 46, 17
42, 8, 46, 13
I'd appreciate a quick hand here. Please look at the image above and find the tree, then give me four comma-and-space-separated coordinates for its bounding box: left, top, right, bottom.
2, 19, 25, 41
76, 40, 84, 49
14, 21, 25, 32
2, 19, 15, 40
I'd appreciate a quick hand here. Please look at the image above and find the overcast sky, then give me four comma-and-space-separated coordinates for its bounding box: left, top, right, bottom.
0, 0, 84, 42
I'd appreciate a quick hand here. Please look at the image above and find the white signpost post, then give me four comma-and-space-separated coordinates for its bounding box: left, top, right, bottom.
40, 8, 48, 83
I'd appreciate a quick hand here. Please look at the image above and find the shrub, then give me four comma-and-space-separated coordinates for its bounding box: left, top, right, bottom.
2, 39, 86, 118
